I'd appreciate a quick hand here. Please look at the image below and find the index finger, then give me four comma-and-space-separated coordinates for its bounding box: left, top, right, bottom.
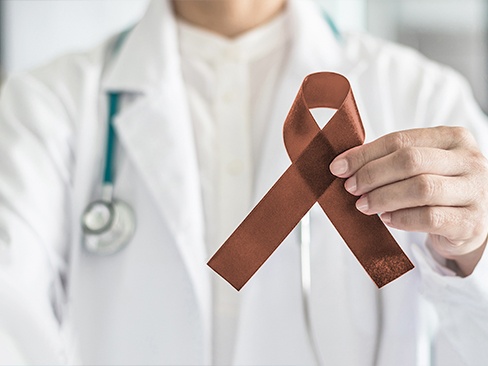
329, 126, 474, 178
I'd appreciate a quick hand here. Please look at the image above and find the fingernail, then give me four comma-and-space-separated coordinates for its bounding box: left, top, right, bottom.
344, 176, 357, 193
381, 212, 391, 225
356, 196, 369, 213
330, 159, 348, 176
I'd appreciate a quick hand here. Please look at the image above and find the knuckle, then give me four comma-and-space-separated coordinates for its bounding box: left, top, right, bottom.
414, 175, 437, 203
358, 166, 376, 187
398, 147, 423, 174
472, 221, 486, 239
464, 152, 488, 200
471, 150, 488, 172
356, 146, 373, 169
394, 212, 412, 227
466, 206, 488, 239
393, 210, 418, 228
346, 147, 367, 172
450, 126, 475, 146
386, 132, 411, 152
368, 191, 385, 209
353, 151, 367, 170
425, 207, 444, 230
451, 126, 470, 139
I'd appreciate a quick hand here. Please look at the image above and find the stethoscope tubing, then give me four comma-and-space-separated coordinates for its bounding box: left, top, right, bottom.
81, 91, 136, 255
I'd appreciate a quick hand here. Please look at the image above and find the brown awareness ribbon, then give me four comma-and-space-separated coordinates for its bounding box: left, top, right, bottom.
208, 72, 414, 290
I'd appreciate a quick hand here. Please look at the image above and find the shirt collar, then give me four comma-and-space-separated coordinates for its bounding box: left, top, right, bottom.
176, 10, 289, 63
101, 0, 345, 95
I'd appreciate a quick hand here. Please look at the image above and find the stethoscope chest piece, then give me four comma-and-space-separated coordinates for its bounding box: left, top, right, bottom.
82, 199, 135, 255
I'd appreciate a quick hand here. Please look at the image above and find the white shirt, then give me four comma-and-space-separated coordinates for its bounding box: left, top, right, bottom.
177, 13, 290, 365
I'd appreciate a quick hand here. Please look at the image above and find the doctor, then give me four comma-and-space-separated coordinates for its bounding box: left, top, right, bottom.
0, 0, 488, 364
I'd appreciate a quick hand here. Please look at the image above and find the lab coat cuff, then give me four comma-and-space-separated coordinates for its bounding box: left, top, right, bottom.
411, 241, 488, 307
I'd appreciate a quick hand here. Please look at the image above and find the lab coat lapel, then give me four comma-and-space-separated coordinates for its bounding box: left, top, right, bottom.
101, 0, 211, 356
113, 89, 209, 288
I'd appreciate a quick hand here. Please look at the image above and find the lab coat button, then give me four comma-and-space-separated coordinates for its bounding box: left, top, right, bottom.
223, 47, 239, 61
223, 90, 235, 103
227, 159, 244, 175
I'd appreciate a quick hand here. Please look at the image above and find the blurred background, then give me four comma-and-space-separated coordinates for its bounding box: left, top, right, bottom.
0, 0, 487, 112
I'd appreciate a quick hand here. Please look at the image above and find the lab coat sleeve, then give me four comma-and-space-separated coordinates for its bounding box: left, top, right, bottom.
409, 68, 488, 366
0, 73, 73, 364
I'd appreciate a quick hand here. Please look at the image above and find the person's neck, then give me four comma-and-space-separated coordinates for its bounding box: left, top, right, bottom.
172, 0, 287, 38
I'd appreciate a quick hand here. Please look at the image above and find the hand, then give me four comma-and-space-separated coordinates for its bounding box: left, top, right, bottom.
329, 126, 488, 276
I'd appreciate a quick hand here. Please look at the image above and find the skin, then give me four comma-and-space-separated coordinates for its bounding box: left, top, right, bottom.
173, 1, 488, 276
330, 126, 488, 276
172, 0, 287, 38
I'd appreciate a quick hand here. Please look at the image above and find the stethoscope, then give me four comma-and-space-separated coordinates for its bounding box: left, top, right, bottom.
81, 92, 136, 255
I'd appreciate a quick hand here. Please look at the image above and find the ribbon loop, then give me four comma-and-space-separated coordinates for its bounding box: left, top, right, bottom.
208, 72, 414, 291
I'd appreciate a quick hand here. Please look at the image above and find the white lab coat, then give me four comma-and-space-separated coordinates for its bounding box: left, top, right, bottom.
1, 0, 488, 365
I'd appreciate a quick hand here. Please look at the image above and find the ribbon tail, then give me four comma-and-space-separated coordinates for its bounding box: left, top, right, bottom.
318, 179, 415, 288
208, 164, 318, 290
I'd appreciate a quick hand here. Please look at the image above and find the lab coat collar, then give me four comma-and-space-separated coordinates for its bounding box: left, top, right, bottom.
111, 91, 212, 350
101, 0, 179, 95
101, 1, 211, 359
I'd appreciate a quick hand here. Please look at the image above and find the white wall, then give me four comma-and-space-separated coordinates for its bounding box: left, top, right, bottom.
1, 0, 149, 76
0, 0, 367, 78
1, 0, 487, 111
